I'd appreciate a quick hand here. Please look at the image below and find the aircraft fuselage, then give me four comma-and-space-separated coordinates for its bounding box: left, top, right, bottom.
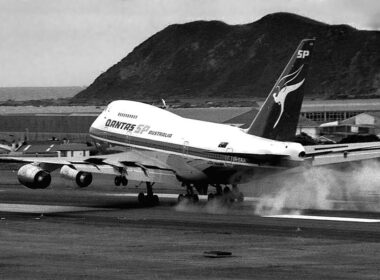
89, 100, 305, 184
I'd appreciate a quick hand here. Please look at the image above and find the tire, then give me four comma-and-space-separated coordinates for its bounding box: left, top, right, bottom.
178, 194, 185, 202
207, 193, 215, 201
223, 186, 231, 194
121, 176, 128, 186
138, 192, 145, 204
153, 195, 159, 205
237, 192, 244, 203
114, 176, 122, 186
192, 194, 199, 203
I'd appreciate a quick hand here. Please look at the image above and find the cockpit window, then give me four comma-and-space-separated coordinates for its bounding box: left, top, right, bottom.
218, 142, 228, 148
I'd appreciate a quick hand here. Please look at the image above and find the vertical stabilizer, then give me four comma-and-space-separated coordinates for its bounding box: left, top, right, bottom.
246, 39, 315, 141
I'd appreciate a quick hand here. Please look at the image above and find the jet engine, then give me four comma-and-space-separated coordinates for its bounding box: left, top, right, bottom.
60, 165, 92, 188
17, 164, 51, 189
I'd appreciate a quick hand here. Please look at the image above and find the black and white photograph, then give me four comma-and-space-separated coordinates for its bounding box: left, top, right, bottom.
0, 0, 380, 279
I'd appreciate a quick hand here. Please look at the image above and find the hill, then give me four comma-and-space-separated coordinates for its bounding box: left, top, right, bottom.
73, 12, 380, 102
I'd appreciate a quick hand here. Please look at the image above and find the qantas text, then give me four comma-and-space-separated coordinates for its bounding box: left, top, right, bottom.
105, 119, 173, 138
105, 119, 136, 131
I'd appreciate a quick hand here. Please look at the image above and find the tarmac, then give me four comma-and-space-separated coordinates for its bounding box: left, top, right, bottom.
0, 170, 380, 279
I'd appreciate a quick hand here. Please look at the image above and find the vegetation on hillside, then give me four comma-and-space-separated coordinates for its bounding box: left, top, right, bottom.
74, 12, 380, 103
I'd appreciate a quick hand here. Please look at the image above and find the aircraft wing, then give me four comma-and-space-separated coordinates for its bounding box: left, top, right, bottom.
0, 150, 179, 185
304, 142, 380, 166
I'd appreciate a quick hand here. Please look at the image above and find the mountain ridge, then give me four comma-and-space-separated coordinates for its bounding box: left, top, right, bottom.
74, 12, 380, 101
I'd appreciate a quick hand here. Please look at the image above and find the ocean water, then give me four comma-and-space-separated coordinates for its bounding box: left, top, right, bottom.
0, 106, 103, 114
0, 87, 84, 101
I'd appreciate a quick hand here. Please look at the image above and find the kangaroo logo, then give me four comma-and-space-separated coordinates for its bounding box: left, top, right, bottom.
272, 65, 305, 128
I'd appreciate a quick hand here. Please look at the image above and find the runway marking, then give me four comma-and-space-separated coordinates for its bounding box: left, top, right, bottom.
103, 193, 259, 202
265, 214, 380, 223
0, 203, 109, 213
103, 193, 209, 199
103, 193, 178, 198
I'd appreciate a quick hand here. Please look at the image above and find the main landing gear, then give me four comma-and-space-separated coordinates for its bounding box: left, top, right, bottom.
137, 182, 159, 206
207, 184, 244, 204
113, 175, 158, 206
177, 184, 199, 203
177, 183, 244, 205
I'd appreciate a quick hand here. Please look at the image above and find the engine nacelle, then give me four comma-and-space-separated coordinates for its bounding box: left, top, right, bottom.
60, 165, 92, 188
17, 164, 51, 189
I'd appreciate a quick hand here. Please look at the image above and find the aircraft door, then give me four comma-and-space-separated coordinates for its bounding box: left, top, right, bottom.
125, 130, 131, 149
225, 147, 233, 166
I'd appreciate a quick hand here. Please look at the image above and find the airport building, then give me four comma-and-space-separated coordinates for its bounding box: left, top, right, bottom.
0, 99, 380, 144
319, 112, 380, 141
299, 99, 380, 122
224, 108, 320, 138
0, 113, 98, 143
226, 99, 380, 141
296, 117, 319, 138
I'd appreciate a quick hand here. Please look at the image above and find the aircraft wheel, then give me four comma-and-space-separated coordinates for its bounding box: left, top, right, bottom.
215, 185, 222, 196
207, 193, 215, 201
152, 195, 159, 205
223, 186, 231, 194
178, 194, 185, 202
237, 192, 244, 203
114, 176, 122, 186
195, 183, 208, 195
121, 176, 128, 186
138, 192, 145, 204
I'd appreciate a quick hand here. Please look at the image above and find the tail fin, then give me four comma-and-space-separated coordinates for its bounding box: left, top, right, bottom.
246, 39, 315, 141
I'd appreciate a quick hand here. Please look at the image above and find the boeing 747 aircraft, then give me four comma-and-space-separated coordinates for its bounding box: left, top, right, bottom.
4, 39, 380, 205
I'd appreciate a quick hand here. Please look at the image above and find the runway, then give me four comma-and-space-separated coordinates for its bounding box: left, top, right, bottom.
0, 171, 380, 279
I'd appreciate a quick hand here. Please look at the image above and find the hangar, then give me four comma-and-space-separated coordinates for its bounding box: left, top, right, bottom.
320, 112, 380, 141
0, 113, 98, 142
299, 99, 380, 122
0, 99, 379, 143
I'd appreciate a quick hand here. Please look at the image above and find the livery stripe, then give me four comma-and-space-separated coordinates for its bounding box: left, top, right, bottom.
89, 127, 262, 167
89, 127, 298, 169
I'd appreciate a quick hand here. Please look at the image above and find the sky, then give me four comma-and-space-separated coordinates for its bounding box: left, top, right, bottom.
1, 0, 379, 87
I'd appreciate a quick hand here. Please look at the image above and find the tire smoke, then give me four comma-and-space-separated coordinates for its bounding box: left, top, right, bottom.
254, 160, 380, 215
174, 198, 230, 214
